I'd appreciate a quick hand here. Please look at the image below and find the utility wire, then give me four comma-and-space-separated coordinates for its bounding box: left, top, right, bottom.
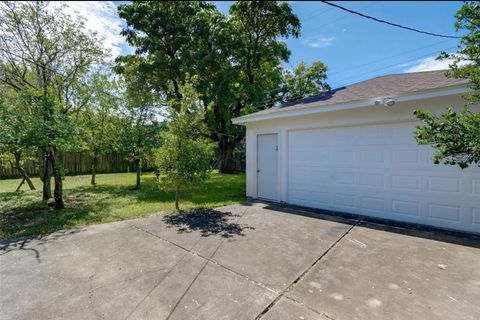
328, 39, 454, 76
255, 40, 455, 106
320, 1, 461, 39
301, 2, 377, 36
332, 45, 457, 88
253, 45, 458, 110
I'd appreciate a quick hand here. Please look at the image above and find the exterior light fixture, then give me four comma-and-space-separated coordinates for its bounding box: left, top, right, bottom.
374, 97, 396, 107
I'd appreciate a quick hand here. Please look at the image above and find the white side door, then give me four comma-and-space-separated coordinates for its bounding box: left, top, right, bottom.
257, 134, 278, 201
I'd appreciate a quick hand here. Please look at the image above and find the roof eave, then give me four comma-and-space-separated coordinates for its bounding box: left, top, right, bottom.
232, 84, 470, 125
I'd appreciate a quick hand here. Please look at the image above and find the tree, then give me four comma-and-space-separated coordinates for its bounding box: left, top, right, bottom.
414, 108, 479, 169
0, 88, 36, 191
0, 1, 103, 208
117, 1, 301, 173
414, 1, 480, 169
79, 70, 121, 185
155, 82, 216, 210
117, 63, 162, 190
438, 1, 480, 102
117, 1, 215, 104
279, 61, 330, 104
206, 1, 301, 173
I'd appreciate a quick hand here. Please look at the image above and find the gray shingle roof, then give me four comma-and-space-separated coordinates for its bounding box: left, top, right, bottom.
249, 70, 469, 117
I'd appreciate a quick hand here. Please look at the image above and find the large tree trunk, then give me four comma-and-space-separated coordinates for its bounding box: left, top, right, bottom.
218, 138, 236, 173
175, 185, 180, 211
42, 152, 52, 200
135, 157, 141, 190
13, 153, 35, 191
91, 156, 97, 185
50, 148, 64, 209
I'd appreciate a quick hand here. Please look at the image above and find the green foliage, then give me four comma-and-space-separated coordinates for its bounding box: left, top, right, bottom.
280, 61, 330, 103
116, 1, 215, 102
414, 2, 480, 169
0, 2, 104, 96
414, 108, 480, 169
155, 82, 216, 208
79, 70, 122, 158
0, 171, 245, 239
0, 88, 36, 156
116, 63, 163, 166
438, 1, 480, 102
117, 1, 303, 173
0, 1, 105, 206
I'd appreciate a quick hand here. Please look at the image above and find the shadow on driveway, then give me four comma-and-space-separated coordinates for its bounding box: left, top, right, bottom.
261, 202, 480, 249
162, 208, 255, 238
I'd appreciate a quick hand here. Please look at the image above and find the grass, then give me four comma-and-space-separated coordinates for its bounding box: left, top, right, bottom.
0, 171, 245, 240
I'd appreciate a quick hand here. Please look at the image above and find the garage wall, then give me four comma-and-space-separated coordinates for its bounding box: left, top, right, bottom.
245, 93, 480, 233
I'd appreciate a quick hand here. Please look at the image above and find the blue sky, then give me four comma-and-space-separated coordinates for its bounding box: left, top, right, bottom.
71, 1, 463, 90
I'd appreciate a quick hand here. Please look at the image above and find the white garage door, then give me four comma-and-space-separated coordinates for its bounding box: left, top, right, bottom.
287, 122, 480, 234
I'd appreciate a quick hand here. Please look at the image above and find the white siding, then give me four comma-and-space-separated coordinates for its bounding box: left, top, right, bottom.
245, 93, 480, 234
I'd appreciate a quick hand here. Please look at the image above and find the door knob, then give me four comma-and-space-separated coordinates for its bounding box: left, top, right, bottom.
257, 169, 260, 173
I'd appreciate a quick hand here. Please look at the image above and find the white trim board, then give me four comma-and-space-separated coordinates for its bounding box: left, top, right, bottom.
233, 84, 470, 125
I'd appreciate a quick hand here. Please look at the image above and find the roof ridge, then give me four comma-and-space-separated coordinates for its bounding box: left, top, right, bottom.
334, 69, 449, 90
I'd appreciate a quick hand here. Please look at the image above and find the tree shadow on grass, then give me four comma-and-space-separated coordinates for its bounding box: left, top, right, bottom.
0, 172, 246, 240
0, 185, 130, 240
162, 208, 255, 238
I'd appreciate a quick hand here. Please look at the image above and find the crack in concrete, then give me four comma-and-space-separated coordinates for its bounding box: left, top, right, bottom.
123, 250, 192, 320
283, 295, 335, 320
254, 218, 362, 320
125, 206, 275, 319
131, 223, 273, 293
164, 206, 251, 320
123, 225, 208, 320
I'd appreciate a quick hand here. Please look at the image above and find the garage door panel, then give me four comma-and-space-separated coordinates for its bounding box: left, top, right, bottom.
391, 148, 420, 164
427, 176, 461, 193
391, 175, 420, 190
473, 209, 480, 224
358, 173, 384, 187
427, 204, 461, 222
471, 179, 480, 194
391, 199, 420, 216
287, 122, 480, 233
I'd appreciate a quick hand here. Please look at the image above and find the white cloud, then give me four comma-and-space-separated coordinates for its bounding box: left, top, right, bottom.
304, 36, 335, 48
52, 2, 125, 59
401, 56, 453, 73
401, 54, 472, 73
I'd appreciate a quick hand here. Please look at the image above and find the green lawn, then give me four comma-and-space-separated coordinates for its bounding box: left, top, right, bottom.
0, 171, 245, 240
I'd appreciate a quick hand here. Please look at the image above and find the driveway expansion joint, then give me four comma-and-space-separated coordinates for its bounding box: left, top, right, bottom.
254, 218, 361, 320
132, 223, 276, 293
164, 206, 252, 319
283, 295, 331, 318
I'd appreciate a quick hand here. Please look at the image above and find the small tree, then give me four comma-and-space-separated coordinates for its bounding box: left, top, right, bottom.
79, 70, 121, 185
0, 1, 103, 208
0, 89, 37, 190
116, 63, 162, 190
414, 1, 479, 169
155, 82, 216, 211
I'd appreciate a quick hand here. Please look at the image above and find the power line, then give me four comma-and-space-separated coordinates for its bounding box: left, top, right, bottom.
301, 2, 377, 36
332, 45, 457, 88
253, 45, 457, 110
254, 46, 454, 108
328, 39, 455, 77
320, 1, 461, 39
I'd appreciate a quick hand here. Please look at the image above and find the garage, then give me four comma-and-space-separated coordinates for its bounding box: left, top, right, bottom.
233, 70, 480, 234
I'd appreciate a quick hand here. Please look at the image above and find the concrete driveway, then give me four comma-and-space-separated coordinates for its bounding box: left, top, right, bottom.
1, 202, 479, 320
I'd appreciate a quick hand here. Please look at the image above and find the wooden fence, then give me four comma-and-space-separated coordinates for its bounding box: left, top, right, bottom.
1, 149, 246, 179
0, 152, 137, 179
